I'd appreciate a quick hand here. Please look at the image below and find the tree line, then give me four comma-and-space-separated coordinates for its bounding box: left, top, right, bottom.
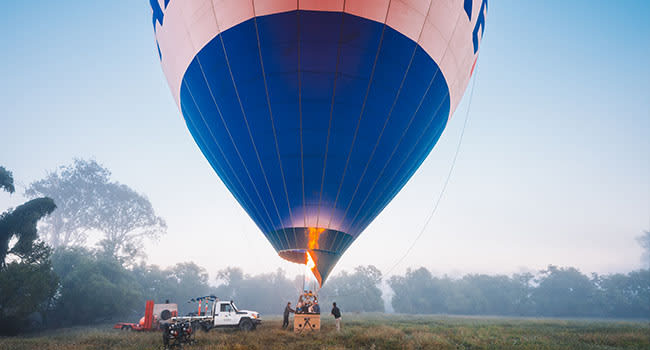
389, 266, 650, 318
3, 246, 648, 335
1, 160, 649, 335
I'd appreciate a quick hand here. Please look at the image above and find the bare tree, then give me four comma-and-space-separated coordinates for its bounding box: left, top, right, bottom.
638, 230, 650, 269
25, 159, 166, 260
95, 183, 166, 261
25, 159, 111, 247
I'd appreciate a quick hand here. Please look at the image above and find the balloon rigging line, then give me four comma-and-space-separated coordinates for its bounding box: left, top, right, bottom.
251, 1, 299, 249
316, 2, 347, 229
185, 4, 279, 238
383, 68, 479, 277
338, 0, 436, 232
181, 4, 276, 236
216, 24, 287, 239
326, 1, 392, 230
321, 69, 479, 299
345, 8, 466, 235
181, 82, 273, 236
210, 1, 288, 241
297, 5, 306, 229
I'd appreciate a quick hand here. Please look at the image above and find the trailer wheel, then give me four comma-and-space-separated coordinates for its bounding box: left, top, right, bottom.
239, 319, 254, 331
121, 325, 132, 331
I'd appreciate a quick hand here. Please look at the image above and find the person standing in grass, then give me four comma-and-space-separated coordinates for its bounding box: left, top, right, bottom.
331, 302, 341, 332
282, 302, 295, 329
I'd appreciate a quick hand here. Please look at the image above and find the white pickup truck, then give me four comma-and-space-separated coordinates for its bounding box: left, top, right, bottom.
173, 298, 261, 331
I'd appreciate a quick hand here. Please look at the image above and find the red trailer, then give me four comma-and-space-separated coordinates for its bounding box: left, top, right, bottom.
113, 300, 178, 331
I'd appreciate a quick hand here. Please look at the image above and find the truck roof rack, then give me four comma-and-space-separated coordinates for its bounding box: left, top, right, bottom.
188, 295, 218, 302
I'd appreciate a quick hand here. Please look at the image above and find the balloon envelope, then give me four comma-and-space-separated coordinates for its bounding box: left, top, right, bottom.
151, 0, 487, 285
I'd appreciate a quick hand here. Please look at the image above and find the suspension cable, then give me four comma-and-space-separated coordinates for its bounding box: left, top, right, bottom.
320, 69, 480, 301
383, 68, 480, 277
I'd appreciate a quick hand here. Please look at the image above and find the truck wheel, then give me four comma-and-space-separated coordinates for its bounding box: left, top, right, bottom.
239, 319, 254, 331
121, 325, 132, 331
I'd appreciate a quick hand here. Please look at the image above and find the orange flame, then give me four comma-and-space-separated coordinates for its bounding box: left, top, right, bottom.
305, 250, 316, 270
305, 250, 322, 287
307, 227, 325, 250
304, 227, 325, 287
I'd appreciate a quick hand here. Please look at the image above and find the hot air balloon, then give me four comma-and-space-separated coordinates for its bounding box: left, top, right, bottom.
150, 0, 487, 286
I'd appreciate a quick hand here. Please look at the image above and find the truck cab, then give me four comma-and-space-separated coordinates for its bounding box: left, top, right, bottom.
211, 300, 260, 331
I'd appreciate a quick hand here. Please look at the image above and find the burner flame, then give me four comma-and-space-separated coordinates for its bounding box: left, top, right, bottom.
306, 250, 316, 270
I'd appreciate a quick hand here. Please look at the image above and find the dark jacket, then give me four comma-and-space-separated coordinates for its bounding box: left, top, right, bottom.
331, 306, 341, 319
284, 305, 295, 318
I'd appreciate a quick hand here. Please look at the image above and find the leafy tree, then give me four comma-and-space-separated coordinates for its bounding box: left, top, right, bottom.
622, 269, 650, 317
638, 230, 650, 269
213, 267, 298, 315
320, 265, 384, 312
0, 166, 58, 335
0, 242, 59, 335
389, 267, 450, 314
0, 198, 57, 264
131, 263, 173, 301
214, 266, 245, 299
49, 247, 143, 325
1, 165, 57, 265
531, 265, 598, 317
25, 159, 166, 261
132, 261, 212, 316
0, 166, 15, 194
511, 272, 535, 315
447, 274, 525, 315
597, 270, 650, 318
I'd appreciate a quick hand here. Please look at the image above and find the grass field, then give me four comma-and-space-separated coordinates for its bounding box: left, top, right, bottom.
1, 314, 649, 350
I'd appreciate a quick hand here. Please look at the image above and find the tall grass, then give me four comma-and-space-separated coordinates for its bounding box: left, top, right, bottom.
1, 314, 648, 350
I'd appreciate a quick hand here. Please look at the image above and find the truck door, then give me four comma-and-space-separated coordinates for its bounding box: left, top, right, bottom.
214, 302, 234, 325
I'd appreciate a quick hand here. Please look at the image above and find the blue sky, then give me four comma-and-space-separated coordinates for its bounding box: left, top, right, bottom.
1, 1, 648, 278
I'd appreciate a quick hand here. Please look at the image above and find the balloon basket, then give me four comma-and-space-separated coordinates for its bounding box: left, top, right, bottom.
294, 314, 320, 333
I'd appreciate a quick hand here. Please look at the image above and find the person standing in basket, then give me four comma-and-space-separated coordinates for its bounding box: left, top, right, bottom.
331, 302, 341, 332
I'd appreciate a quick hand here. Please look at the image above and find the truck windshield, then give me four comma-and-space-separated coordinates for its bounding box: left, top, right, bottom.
231, 302, 239, 312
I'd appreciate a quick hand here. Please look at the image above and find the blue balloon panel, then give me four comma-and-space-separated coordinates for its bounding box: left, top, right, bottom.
178, 10, 450, 284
